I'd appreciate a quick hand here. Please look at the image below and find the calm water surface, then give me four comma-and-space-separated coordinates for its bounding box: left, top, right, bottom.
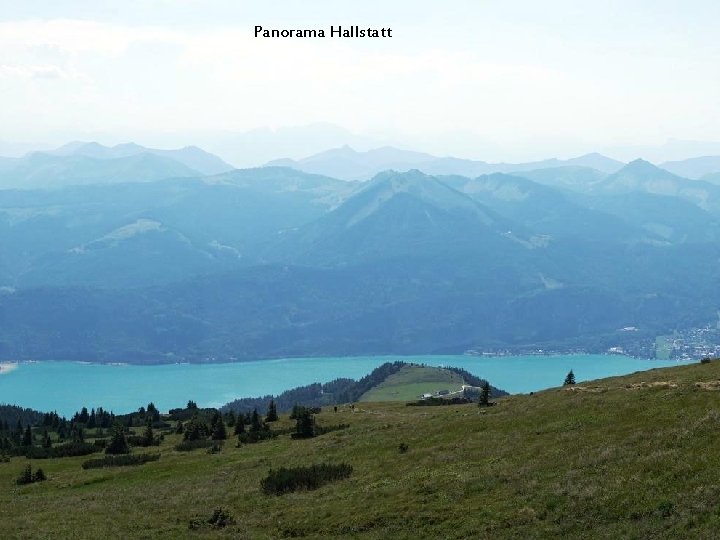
0, 354, 690, 416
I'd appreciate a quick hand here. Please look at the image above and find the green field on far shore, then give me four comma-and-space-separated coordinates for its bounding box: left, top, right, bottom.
358, 365, 465, 401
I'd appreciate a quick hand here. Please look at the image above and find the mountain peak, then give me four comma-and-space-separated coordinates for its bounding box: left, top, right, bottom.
354, 169, 486, 220
368, 168, 428, 184
615, 158, 672, 176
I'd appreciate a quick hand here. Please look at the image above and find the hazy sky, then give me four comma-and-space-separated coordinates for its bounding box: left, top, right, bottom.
1, 0, 720, 163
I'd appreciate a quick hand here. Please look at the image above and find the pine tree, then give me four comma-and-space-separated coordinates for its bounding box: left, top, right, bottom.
233, 415, 246, 435
33, 468, 47, 482
250, 409, 262, 432
564, 370, 576, 386
22, 425, 32, 447
266, 400, 278, 422
42, 430, 52, 448
147, 402, 160, 422
294, 409, 315, 439
211, 418, 227, 440
478, 381, 491, 407
13, 420, 22, 445
106, 423, 130, 454
183, 415, 208, 441
142, 419, 155, 446
226, 411, 236, 427
16, 464, 33, 485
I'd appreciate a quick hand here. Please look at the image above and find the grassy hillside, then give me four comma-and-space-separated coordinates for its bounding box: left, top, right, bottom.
359, 365, 465, 401
4, 361, 720, 538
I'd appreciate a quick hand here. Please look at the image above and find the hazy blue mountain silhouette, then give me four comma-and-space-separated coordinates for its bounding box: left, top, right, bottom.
266, 146, 625, 180
51, 141, 234, 175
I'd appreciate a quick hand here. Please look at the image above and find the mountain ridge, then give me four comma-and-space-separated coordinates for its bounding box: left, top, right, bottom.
265, 145, 626, 180
48, 141, 234, 175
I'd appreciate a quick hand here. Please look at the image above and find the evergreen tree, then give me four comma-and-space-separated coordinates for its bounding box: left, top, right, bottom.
16, 464, 33, 485
225, 411, 236, 427
183, 415, 208, 441
564, 370, 576, 386
266, 400, 278, 422
142, 419, 155, 446
42, 429, 52, 449
250, 409, 263, 432
22, 425, 32, 447
13, 420, 22, 445
233, 415, 245, 435
147, 402, 160, 422
106, 423, 130, 454
211, 417, 227, 440
294, 409, 315, 439
478, 381, 491, 407
72, 426, 85, 443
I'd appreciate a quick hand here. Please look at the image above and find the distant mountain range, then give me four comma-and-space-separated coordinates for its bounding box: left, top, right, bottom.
660, 156, 720, 180
0, 142, 234, 189
2, 155, 720, 362
266, 146, 626, 180
49, 141, 234, 175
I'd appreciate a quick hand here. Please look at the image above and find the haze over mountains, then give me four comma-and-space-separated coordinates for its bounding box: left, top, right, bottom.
266, 146, 627, 181
0, 142, 233, 189
2, 141, 720, 362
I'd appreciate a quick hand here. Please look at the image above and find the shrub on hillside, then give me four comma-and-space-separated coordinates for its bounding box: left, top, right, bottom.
174, 439, 216, 452
106, 424, 130, 455
126, 435, 160, 447
25, 441, 97, 459
81, 453, 160, 469
16, 464, 47, 485
261, 463, 353, 495
237, 430, 277, 444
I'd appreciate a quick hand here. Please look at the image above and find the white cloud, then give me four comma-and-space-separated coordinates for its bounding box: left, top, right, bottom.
0, 3, 719, 160
0, 19, 179, 55
0, 63, 69, 79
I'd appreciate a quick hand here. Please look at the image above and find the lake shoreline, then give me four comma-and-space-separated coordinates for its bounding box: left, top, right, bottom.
0, 362, 18, 375
0, 354, 693, 417
0, 351, 670, 367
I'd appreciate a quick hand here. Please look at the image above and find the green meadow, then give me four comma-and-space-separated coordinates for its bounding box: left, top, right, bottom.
3, 361, 720, 538
359, 365, 465, 402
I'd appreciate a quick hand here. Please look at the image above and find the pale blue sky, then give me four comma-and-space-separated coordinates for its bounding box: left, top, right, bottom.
1, 0, 719, 163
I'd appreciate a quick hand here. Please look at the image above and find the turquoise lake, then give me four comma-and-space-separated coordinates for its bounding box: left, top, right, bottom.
0, 355, 690, 416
